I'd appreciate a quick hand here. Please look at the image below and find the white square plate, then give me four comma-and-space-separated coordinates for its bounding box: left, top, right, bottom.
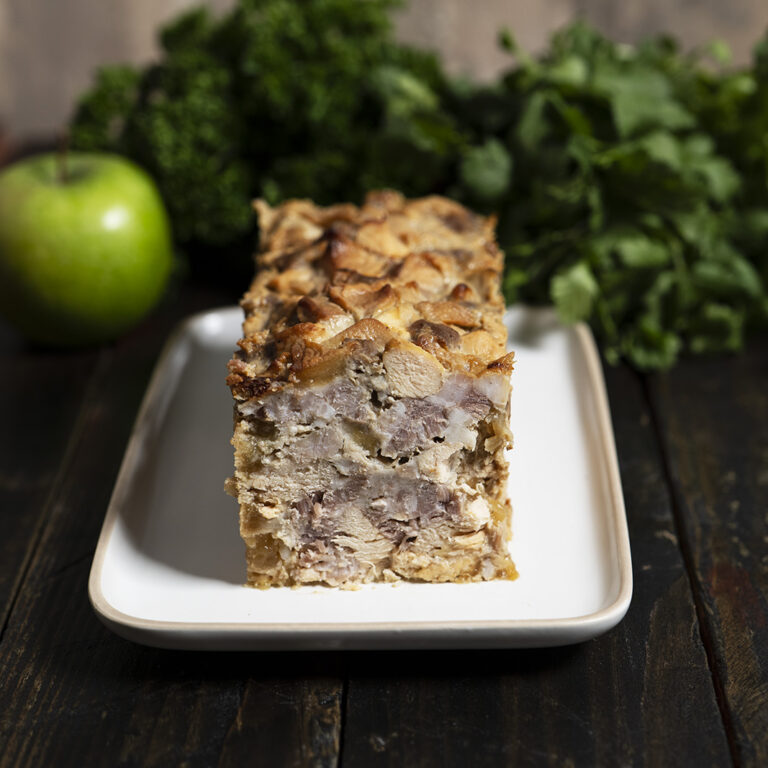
89, 306, 632, 650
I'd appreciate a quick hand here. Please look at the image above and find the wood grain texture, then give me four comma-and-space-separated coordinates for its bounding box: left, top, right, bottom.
574, 0, 767, 63
340, 365, 731, 767
394, 0, 572, 80
2, 0, 768, 137
0, 328, 98, 632
3, 276, 764, 766
395, 0, 767, 81
648, 338, 768, 767
0, 0, 235, 138
218, 663, 343, 768
0, 285, 337, 768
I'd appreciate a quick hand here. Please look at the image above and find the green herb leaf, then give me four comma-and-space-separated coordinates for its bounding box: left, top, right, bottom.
623, 317, 682, 370
460, 139, 513, 201
615, 234, 670, 269
551, 262, 599, 323
593, 63, 695, 137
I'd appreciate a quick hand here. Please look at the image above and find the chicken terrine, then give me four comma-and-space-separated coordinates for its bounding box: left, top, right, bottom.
226, 190, 516, 587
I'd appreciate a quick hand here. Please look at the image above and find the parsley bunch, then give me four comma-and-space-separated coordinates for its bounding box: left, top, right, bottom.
71, 6, 768, 369
71, 0, 454, 251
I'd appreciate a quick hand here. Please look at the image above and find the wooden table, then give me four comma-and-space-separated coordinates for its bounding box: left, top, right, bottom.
1, 281, 766, 767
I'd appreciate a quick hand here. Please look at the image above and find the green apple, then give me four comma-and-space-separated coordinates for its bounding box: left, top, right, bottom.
0, 152, 173, 347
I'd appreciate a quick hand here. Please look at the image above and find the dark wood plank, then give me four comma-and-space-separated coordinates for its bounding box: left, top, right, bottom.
217, 668, 343, 768
340, 365, 731, 767
0, 285, 342, 768
648, 338, 768, 767
0, 323, 99, 631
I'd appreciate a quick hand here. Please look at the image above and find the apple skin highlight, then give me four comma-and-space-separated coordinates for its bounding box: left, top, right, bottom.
0, 152, 173, 347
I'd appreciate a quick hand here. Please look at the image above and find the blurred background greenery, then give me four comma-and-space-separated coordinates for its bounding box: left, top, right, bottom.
1, 0, 767, 369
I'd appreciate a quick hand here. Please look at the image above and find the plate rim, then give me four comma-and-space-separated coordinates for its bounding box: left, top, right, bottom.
88, 306, 633, 650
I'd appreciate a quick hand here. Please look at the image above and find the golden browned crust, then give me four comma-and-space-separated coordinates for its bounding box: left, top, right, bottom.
227, 191, 515, 588
227, 190, 514, 400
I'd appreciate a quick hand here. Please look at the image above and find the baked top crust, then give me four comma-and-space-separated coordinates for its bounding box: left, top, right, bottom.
227, 190, 514, 401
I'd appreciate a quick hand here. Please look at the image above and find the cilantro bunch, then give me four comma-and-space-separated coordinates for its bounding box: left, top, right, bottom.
450, 25, 768, 368
70, 5, 768, 370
